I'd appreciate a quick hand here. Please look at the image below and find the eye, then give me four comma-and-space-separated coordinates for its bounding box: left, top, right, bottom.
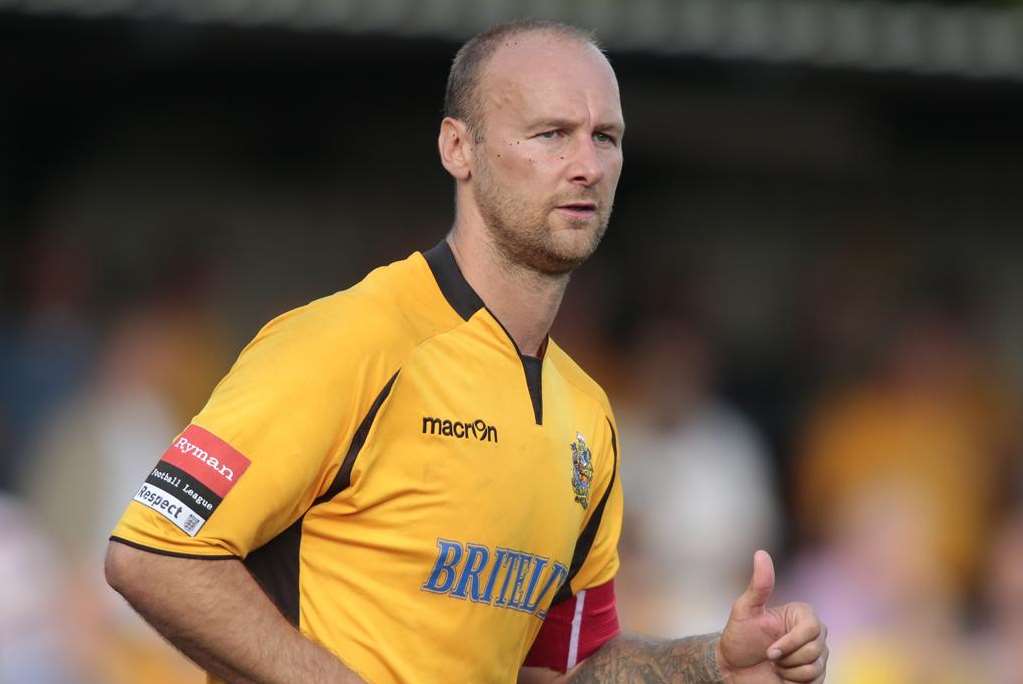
594, 132, 618, 146
536, 129, 564, 140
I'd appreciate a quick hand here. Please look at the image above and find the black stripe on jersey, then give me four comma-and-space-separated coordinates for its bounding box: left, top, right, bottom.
315, 370, 399, 505
243, 518, 303, 625
243, 371, 400, 627
521, 355, 543, 426
424, 240, 484, 321
483, 305, 545, 425
553, 417, 618, 605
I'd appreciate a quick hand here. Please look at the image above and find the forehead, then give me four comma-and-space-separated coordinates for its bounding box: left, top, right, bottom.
478, 33, 623, 127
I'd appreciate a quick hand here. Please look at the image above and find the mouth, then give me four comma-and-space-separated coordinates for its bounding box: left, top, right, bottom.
555, 202, 598, 220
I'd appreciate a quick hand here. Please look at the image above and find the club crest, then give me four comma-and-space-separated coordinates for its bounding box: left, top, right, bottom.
570, 432, 593, 510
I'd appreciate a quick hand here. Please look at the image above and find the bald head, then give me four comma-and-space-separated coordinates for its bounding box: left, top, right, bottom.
437, 20, 623, 278
444, 20, 602, 141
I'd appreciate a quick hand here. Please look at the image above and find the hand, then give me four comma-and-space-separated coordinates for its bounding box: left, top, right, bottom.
716, 550, 828, 684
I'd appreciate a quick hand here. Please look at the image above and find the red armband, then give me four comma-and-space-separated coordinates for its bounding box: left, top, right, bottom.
524, 579, 620, 672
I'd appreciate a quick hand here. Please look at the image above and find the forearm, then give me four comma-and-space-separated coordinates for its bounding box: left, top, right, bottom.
105, 541, 362, 684
569, 633, 725, 684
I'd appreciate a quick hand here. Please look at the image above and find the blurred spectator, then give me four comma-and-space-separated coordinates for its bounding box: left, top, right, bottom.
977, 509, 1023, 684
16, 292, 227, 683
21, 307, 182, 559
779, 483, 976, 682
795, 273, 1021, 594
0, 495, 84, 683
0, 237, 94, 491
616, 316, 781, 636
784, 272, 1021, 682
18, 236, 233, 559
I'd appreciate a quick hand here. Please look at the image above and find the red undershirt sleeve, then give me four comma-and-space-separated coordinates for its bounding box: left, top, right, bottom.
523, 579, 620, 672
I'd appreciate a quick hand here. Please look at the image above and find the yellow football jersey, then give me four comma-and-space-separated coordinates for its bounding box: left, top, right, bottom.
110, 241, 623, 683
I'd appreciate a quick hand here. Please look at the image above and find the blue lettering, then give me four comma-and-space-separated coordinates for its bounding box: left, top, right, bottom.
451, 543, 490, 601
519, 556, 550, 613
480, 548, 511, 604
495, 551, 527, 607
531, 562, 569, 620
421, 539, 463, 594
507, 553, 537, 611
422, 539, 570, 620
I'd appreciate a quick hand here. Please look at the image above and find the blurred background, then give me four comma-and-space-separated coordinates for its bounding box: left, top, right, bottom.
2, 0, 1023, 681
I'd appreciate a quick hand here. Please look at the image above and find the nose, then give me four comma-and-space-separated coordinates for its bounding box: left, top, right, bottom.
566, 136, 605, 187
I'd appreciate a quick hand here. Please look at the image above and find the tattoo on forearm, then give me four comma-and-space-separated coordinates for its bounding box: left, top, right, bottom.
570, 633, 724, 684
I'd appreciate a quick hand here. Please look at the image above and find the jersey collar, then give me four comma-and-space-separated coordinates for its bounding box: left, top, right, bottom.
423, 240, 484, 322
423, 239, 546, 425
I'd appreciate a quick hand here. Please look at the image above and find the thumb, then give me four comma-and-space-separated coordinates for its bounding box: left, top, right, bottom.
732, 550, 775, 619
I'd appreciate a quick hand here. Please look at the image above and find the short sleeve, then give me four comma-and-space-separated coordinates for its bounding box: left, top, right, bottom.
110, 295, 405, 558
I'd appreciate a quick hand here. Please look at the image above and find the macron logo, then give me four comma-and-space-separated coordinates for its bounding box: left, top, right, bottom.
174, 436, 235, 481
422, 416, 498, 443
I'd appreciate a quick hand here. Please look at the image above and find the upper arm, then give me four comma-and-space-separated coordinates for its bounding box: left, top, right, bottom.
109, 296, 407, 560
104, 536, 142, 591
104, 536, 241, 601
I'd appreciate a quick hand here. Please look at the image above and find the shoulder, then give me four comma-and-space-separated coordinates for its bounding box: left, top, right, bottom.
250, 250, 458, 366
546, 341, 616, 426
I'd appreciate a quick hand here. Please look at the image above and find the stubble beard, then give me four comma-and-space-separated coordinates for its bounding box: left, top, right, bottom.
472, 152, 612, 277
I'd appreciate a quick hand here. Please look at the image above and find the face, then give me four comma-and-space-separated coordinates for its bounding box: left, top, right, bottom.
469, 33, 625, 276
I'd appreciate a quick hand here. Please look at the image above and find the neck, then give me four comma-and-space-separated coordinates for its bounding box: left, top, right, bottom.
446, 228, 569, 358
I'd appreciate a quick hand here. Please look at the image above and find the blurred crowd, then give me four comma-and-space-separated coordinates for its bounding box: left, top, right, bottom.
4, 15, 1023, 684
0, 235, 233, 682
606, 263, 1023, 683
4, 221, 1023, 684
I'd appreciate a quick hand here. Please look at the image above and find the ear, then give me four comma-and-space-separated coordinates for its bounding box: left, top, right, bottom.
438, 117, 474, 181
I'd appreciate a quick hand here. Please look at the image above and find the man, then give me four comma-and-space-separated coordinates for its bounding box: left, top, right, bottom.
105, 20, 828, 683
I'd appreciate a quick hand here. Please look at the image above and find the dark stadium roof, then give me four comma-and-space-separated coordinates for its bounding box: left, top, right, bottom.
1, 0, 1022, 80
